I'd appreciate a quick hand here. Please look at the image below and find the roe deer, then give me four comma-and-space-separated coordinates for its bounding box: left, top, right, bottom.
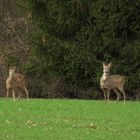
100, 62, 126, 103
6, 67, 29, 100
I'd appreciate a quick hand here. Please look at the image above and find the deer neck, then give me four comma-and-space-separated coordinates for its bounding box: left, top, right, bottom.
101, 68, 110, 81
9, 72, 15, 80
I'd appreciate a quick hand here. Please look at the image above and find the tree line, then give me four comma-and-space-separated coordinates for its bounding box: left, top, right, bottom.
0, 0, 140, 99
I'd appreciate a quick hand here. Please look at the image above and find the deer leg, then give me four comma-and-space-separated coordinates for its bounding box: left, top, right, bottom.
118, 87, 126, 103
18, 94, 21, 100
106, 89, 110, 101
5, 88, 11, 99
102, 88, 107, 102
113, 89, 121, 104
24, 87, 29, 99
12, 90, 16, 101
17, 89, 21, 100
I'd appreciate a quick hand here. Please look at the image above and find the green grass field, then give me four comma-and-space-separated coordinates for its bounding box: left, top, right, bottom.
0, 99, 139, 140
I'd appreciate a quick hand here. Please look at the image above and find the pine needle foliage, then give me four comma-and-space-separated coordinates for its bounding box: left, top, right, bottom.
25, 0, 140, 92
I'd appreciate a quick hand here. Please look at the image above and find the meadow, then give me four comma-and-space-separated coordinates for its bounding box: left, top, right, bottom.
0, 99, 139, 140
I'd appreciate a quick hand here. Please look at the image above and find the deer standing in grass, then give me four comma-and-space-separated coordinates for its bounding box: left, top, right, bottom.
100, 62, 126, 103
6, 67, 29, 100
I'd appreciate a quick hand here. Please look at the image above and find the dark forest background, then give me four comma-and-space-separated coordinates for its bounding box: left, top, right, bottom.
0, 0, 140, 100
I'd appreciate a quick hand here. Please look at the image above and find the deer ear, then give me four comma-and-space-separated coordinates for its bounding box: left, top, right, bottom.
109, 62, 112, 67
14, 67, 17, 71
11, 66, 16, 70
102, 62, 105, 66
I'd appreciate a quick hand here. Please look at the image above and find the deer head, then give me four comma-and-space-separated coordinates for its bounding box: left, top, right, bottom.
9, 67, 17, 76
102, 62, 112, 73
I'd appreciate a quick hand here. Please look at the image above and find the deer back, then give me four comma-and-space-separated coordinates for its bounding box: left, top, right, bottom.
14, 73, 26, 87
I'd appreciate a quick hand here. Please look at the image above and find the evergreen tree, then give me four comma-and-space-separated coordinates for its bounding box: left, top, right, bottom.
25, 0, 140, 95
